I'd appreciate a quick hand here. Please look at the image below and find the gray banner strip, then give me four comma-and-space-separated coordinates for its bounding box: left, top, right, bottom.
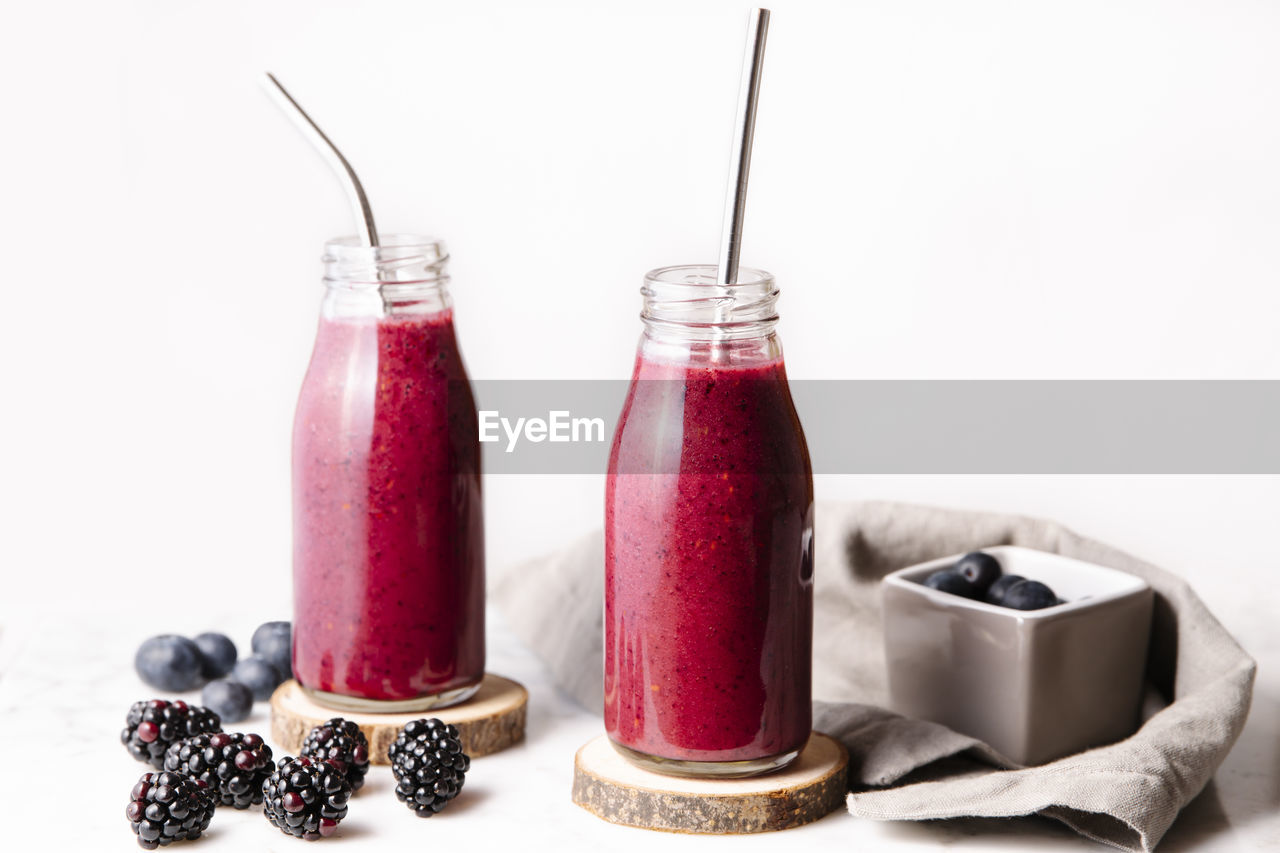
470, 380, 1280, 475
795, 380, 1279, 474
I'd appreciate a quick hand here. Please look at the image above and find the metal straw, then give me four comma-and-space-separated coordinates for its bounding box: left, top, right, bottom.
264, 73, 379, 248
715, 8, 770, 286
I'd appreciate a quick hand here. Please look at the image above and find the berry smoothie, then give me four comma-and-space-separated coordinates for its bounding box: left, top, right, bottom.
604, 347, 813, 769
292, 308, 484, 705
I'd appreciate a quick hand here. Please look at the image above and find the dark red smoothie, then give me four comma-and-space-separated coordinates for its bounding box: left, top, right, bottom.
604, 346, 813, 767
292, 308, 484, 704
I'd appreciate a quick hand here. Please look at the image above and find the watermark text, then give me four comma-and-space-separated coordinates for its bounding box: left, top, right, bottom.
479, 410, 607, 453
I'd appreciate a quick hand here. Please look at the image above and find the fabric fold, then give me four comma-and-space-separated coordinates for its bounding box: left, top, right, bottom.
491, 500, 1256, 852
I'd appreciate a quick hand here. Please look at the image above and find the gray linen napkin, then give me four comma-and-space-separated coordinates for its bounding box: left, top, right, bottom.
493, 500, 1256, 852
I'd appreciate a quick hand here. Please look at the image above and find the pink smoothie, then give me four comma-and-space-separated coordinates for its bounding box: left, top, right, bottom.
604, 351, 813, 764
292, 308, 484, 702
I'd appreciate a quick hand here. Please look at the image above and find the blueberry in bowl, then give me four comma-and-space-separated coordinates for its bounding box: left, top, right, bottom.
1003, 579, 1059, 611
918, 550, 1061, 610
954, 551, 1002, 597
984, 573, 1026, 606
922, 569, 973, 597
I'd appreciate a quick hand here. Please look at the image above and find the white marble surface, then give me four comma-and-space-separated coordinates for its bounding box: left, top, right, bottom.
2, 599, 1276, 852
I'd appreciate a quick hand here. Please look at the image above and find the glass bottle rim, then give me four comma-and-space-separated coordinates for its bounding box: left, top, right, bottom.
324, 234, 449, 286
641, 263, 779, 337
643, 263, 774, 290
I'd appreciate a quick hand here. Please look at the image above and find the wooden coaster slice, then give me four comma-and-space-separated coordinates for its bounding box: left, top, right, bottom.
270, 674, 527, 762
572, 732, 849, 834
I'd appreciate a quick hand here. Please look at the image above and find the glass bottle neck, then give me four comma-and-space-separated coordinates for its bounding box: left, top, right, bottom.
638, 330, 783, 368
637, 263, 783, 366
321, 234, 452, 319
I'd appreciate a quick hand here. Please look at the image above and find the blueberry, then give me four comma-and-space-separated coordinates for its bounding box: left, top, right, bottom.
193, 632, 237, 680
984, 573, 1026, 606
134, 635, 204, 692
954, 551, 1001, 596
202, 678, 253, 723
233, 656, 283, 701
922, 569, 974, 598
251, 621, 292, 680
1002, 579, 1059, 610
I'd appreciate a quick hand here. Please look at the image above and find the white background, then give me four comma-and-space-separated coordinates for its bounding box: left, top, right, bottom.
1, 0, 1277, 613
0, 1, 1277, 850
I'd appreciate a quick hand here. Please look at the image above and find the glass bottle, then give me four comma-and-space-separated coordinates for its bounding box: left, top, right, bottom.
604, 264, 814, 777
292, 234, 485, 711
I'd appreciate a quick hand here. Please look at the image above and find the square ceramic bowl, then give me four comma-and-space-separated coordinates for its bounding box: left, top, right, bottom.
882, 545, 1153, 766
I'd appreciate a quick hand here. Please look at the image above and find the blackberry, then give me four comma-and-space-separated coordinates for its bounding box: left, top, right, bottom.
164, 732, 275, 809
126, 771, 215, 849
122, 699, 223, 768
388, 718, 470, 817
300, 718, 370, 792
262, 756, 351, 840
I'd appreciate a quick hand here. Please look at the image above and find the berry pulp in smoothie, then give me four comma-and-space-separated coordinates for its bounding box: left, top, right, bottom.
604, 350, 813, 765
292, 308, 484, 703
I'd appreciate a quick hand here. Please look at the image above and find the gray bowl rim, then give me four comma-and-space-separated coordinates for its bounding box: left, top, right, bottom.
882, 545, 1152, 623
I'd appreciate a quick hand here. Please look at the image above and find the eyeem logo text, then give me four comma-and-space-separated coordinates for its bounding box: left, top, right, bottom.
479, 410, 607, 453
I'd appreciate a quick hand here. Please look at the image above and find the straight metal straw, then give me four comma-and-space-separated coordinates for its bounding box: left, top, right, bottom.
715, 8, 771, 286
264, 73, 380, 248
